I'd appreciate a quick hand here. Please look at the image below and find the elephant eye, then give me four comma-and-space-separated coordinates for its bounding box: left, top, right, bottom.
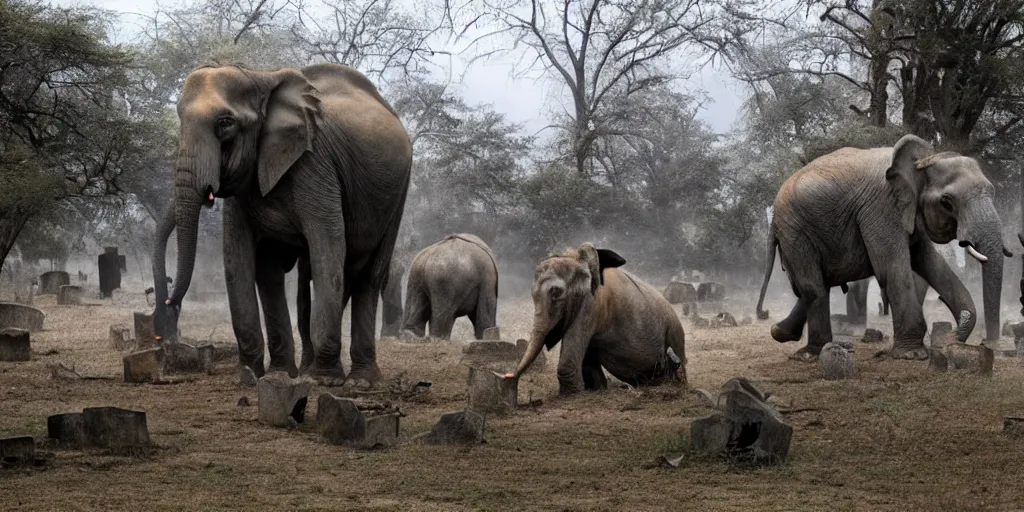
549, 286, 565, 301
940, 194, 954, 211
216, 117, 235, 130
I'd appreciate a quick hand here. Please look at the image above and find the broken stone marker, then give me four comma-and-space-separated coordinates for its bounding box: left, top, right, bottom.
710, 312, 738, 329
0, 328, 31, 362
928, 347, 949, 372
930, 321, 954, 348
515, 339, 546, 374
164, 341, 214, 374
109, 324, 133, 351
467, 366, 518, 417
0, 436, 36, 466
482, 326, 501, 340
133, 312, 157, 350
47, 413, 85, 449
0, 302, 45, 332
123, 347, 165, 383
690, 384, 792, 465
38, 270, 70, 295
316, 394, 400, 449
461, 340, 519, 373
57, 285, 83, 306
257, 372, 314, 428
943, 343, 994, 376
82, 407, 151, 454
422, 410, 486, 445
818, 342, 856, 380
1004, 414, 1024, 437
861, 328, 885, 343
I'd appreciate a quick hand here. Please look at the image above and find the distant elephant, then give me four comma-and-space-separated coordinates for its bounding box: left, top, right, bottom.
510, 243, 687, 395
841, 277, 899, 325
379, 257, 406, 338
401, 234, 498, 340
755, 135, 1011, 361
156, 62, 411, 387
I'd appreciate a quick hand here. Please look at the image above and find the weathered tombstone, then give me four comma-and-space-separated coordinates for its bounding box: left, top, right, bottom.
697, 282, 726, 302
37, 271, 70, 295
82, 407, 151, 453
316, 394, 400, 449
710, 312, 738, 329
662, 282, 697, 305
515, 339, 546, 374
257, 372, 314, 428
0, 436, 36, 466
1004, 414, 1024, 437
164, 341, 214, 374
861, 328, 885, 343
467, 367, 518, 416
930, 321, 954, 348
109, 325, 133, 351
422, 410, 486, 445
928, 347, 949, 372
462, 340, 519, 373
0, 328, 31, 362
123, 348, 165, 383
98, 248, 122, 298
690, 383, 792, 465
482, 326, 501, 340
818, 342, 856, 380
133, 312, 157, 350
943, 343, 994, 376
57, 285, 83, 305
47, 413, 85, 449
118, 255, 127, 272
0, 302, 45, 332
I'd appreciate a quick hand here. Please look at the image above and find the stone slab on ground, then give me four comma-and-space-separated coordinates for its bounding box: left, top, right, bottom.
1004, 414, 1024, 437
57, 285, 83, 306
123, 348, 165, 383
82, 407, 151, 454
422, 410, 486, 445
0, 328, 31, 362
944, 343, 994, 376
0, 436, 36, 466
257, 372, 314, 428
47, 413, 85, 449
316, 394, 400, 449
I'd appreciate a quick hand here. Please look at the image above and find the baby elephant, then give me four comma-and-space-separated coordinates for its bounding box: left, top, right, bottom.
402, 233, 499, 340
509, 242, 687, 395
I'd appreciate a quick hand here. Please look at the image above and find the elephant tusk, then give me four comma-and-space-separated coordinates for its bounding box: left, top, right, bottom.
1005, 246, 1014, 258
966, 245, 989, 263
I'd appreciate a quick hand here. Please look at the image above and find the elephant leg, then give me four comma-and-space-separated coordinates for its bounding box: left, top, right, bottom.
297, 257, 313, 372
345, 280, 382, 388
772, 297, 809, 342
581, 350, 607, 391
781, 246, 829, 360
847, 280, 869, 325
868, 244, 928, 360
914, 273, 929, 306
306, 234, 347, 383
223, 199, 266, 377
911, 242, 976, 342
428, 309, 456, 340
255, 249, 297, 377
471, 288, 498, 340
401, 279, 429, 338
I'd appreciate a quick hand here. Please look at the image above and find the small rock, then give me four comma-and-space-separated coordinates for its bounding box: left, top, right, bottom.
257, 372, 314, 428
930, 322, 954, 348
123, 348, 165, 383
739, 316, 753, 326
690, 412, 733, 455
47, 413, 85, 449
109, 325, 133, 351
0, 328, 31, 362
818, 342, 856, 380
237, 397, 251, 407
1004, 414, 1024, 437
237, 365, 257, 387
481, 326, 501, 340
0, 436, 36, 466
422, 410, 486, 445
710, 312, 738, 329
720, 377, 769, 402
466, 367, 518, 417
861, 328, 885, 343
47, 362, 83, 381
82, 407, 151, 454
943, 343, 994, 376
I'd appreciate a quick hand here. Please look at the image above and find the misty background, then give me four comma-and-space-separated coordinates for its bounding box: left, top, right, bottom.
1, 0, 1022, 326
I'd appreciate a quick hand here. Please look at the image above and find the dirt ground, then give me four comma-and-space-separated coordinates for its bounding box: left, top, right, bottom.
3, 286, 1024, 512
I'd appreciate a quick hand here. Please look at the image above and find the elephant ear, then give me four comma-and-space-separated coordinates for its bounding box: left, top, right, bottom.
257, 69, 322, 197
885, 134, 934, 234
577, 243, 626, 293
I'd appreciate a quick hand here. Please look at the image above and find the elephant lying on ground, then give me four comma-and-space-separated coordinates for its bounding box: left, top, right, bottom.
509, 243, 687, 395
402, 233, 498, 340
158, 62, 411, 386
755, 134, 1011, 361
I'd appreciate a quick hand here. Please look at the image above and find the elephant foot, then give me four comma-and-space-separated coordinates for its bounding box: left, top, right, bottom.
788, 346, 820, 362
267, 362, 298, 379
771, 323, 801, 343
345, 364, 383, 389
309, 362, 347, 386
888, 342, 929, 361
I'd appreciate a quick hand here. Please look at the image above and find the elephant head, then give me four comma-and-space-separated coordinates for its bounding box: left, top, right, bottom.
165, 64, 321, 307
886, 134, 1012, 341
511, 243, 626, 378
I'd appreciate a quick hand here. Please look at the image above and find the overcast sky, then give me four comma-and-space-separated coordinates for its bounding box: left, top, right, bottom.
52, 0, 748, 137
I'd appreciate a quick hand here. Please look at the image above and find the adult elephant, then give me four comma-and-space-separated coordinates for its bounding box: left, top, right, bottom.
160, 62, 411, 387
379, 257, 406, 338
755, 134, 1011, 360
508, 243, 687, 396
401, 233, 498, 340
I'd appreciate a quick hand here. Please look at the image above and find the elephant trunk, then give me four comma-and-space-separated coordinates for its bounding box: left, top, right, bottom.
167, 134, 219, 306
152, 204, 178, 338
511, 324, 548, 378
958, 196, 1005, 342
168, 185, 202, 306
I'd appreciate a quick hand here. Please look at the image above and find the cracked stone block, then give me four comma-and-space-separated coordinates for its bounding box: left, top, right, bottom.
123, 348, 165, 383
133, 312, 157, 350
944, 343, 994, 376
257, 372, 313, 428
423, 410, 486, 445
467, 366, 518, 417
930, 322, 954, 348
82, 407, 151, 454
316, 394, 400, 449
0, 328, 31, 362
47, 413, 85, 449
109, 325, 133, 351
0, 436, 35, 466
482, 326, 501, 340
690, 412, 733, 455
709, 386, 793, 465
818, 342, 856, 380
57, 285, 83, 305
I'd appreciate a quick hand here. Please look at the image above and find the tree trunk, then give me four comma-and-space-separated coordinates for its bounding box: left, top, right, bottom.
0, 209, 33, 272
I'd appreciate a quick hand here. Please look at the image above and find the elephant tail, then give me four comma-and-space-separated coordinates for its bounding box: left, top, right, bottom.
755, 233, 777, 321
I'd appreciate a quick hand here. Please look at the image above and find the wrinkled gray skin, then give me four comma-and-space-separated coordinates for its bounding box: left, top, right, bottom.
755, 135, 1011, 361
379, 258, 405, 338
512, 243, 687, 396
161, 63, 411, 387
402, 234, 498, 340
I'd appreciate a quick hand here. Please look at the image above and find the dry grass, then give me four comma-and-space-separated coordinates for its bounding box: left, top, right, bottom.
2, 288, 1024, 511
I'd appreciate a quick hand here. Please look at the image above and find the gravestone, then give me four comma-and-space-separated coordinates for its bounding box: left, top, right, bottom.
0, 436, 36, 466
0, 328, 31, 362
133, 312, 157, 349
422, 410, 486, 445
123, 348, 165, 383
48, 413, 86, 449
316, 394, 400, 449
663, 281, 697, 305
109, 325, 133, 351
57, 285, 83, 305
690, 382, 792, 465
82, 407, 151, 454
98, 247, 122, 298
257, 372, 314, 428
0, 302, 44, 332
38, 271, 70, 295
818, 342, 856, 380
467, 367, 518, 416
